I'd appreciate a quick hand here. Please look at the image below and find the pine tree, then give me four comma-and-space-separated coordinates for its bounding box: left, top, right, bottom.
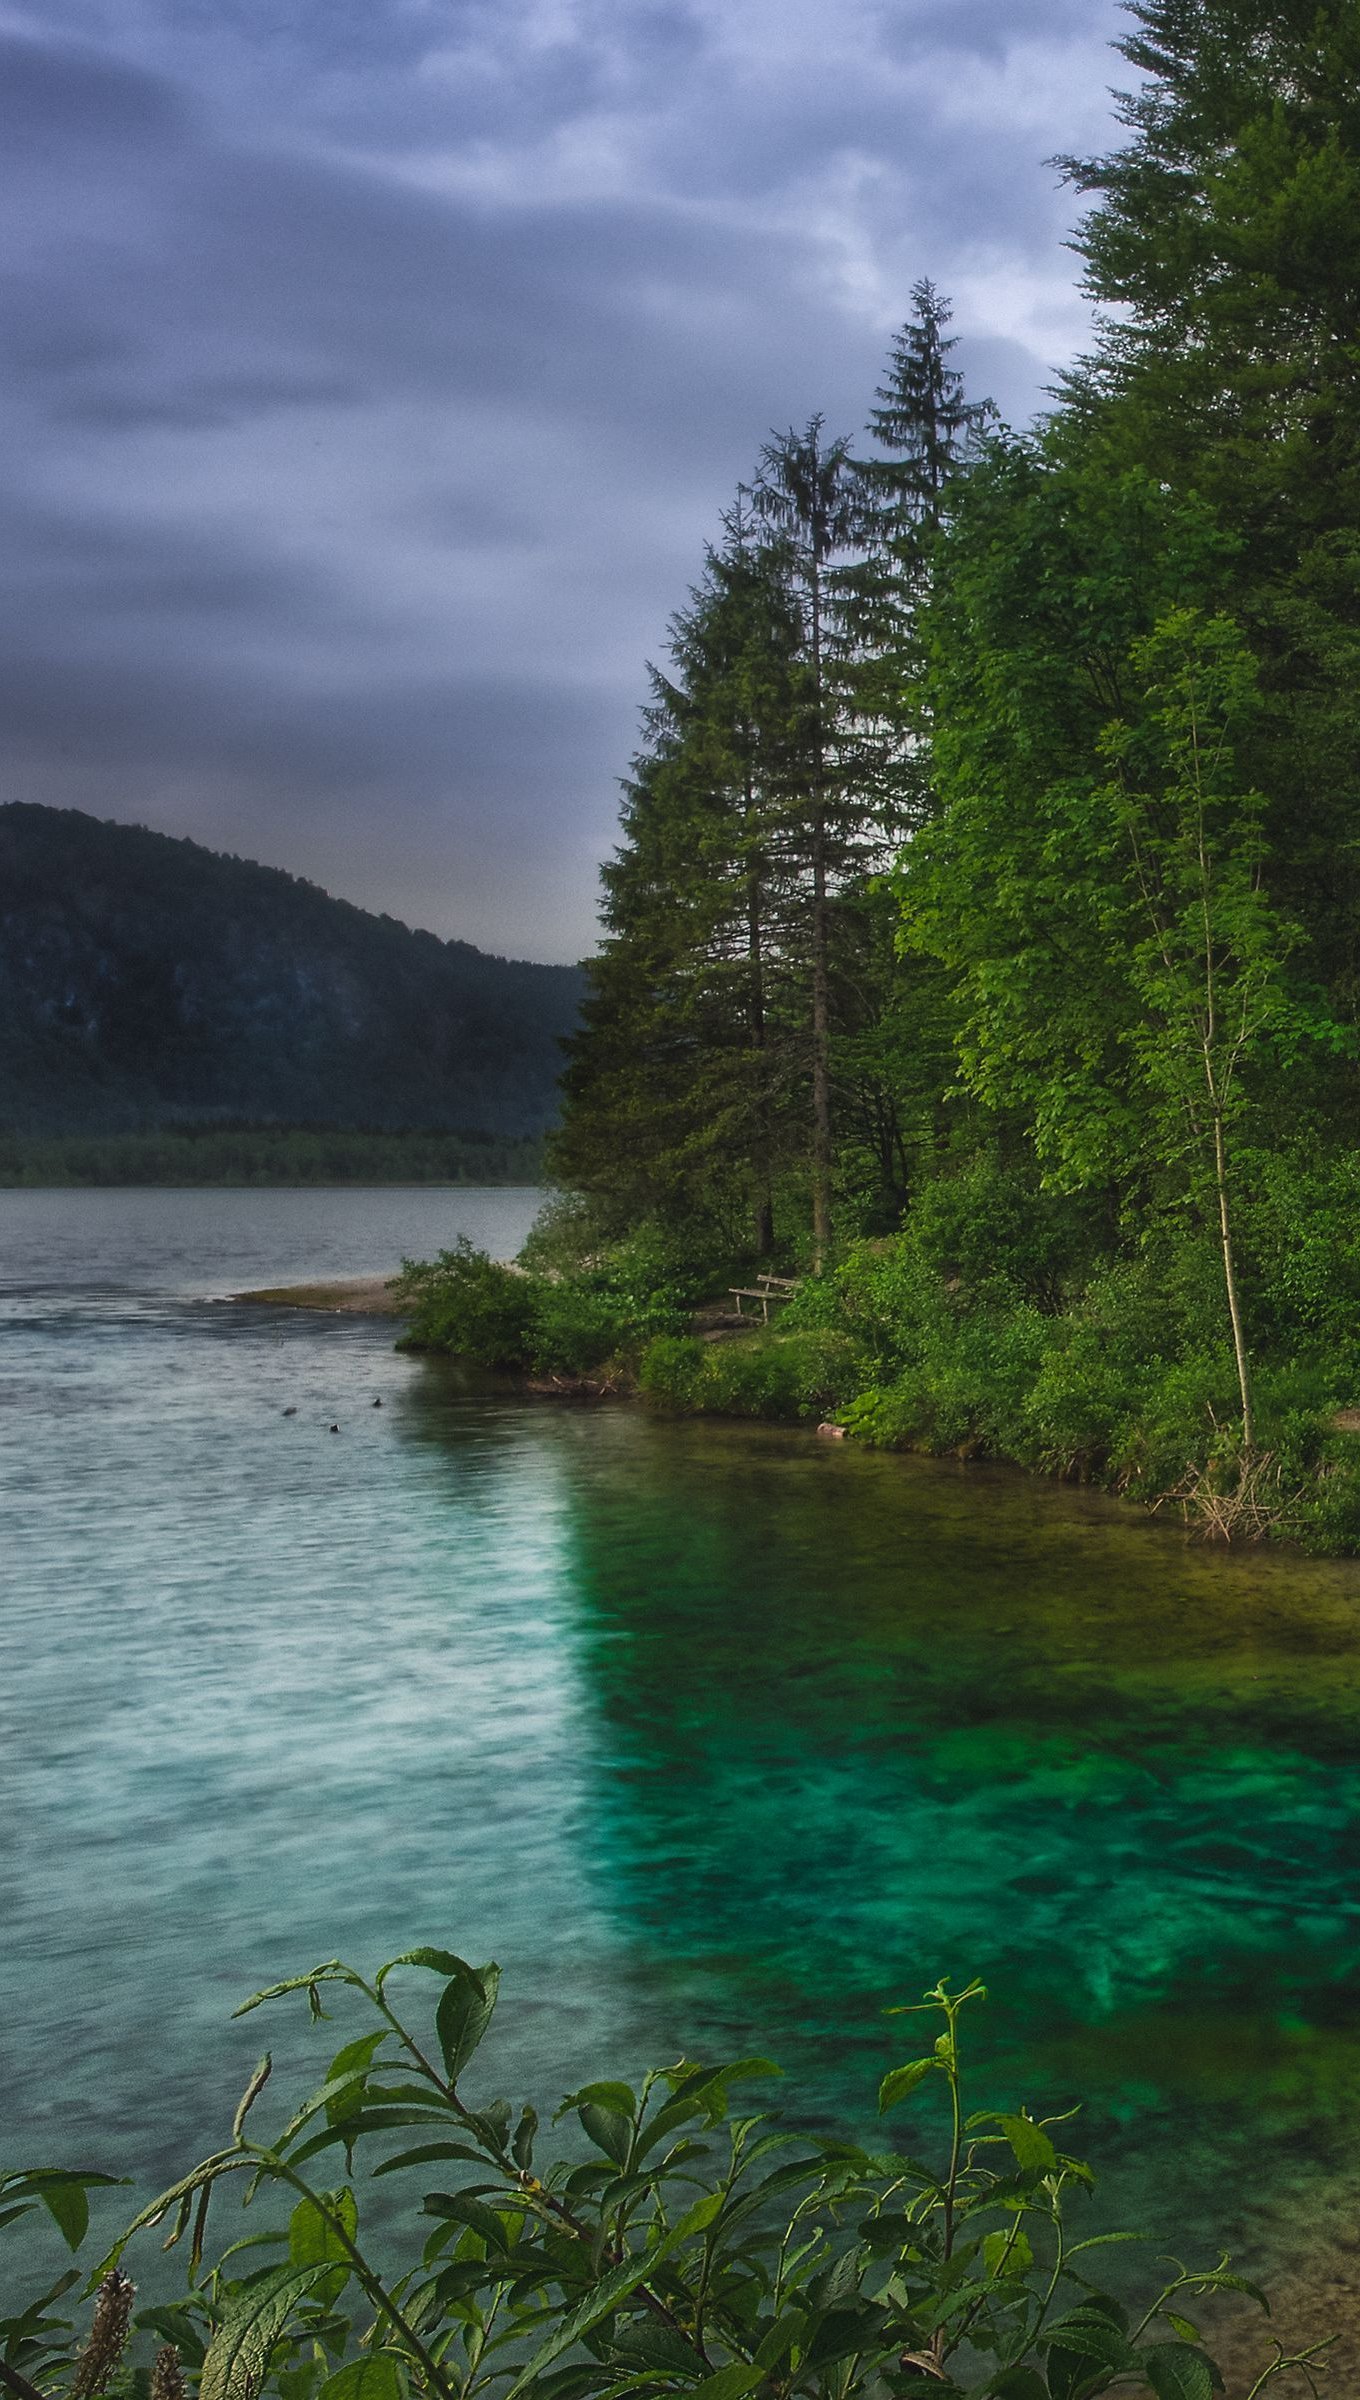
851, 282, 994, 793
751, 418, 870, 1266
864, 280, 994, 550
552, 508, 808, 1254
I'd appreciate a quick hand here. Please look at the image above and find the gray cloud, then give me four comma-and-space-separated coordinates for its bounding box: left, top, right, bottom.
0, 0, 1125, 959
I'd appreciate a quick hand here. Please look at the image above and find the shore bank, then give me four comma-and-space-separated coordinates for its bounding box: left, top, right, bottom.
234, 1276, 405, 1315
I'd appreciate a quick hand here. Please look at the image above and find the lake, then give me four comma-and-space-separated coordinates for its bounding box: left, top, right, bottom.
4, 1187, 1360, 2359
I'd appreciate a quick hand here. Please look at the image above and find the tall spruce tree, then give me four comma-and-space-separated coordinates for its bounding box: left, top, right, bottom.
552, 507, 808, 1253
865, 280, 994, 549
751, 418, 870, 1265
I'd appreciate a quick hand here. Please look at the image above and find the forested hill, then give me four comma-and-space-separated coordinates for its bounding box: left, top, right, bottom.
0, 805, 583, 1135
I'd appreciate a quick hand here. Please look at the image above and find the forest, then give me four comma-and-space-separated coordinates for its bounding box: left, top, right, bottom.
402, 0, 1360, 1547
0, 806, 582, 1141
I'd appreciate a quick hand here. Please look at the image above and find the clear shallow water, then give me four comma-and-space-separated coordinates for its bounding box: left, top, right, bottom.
5, 1188, 1360, 2348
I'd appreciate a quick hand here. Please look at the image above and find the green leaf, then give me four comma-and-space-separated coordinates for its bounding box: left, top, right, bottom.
285, 2186, 356, 2310
608, 2319, 703, 2377
436, 1964, 501, 2085
199, 2262, 335, 2400
878, 2060, 937, 2114
687, 2365, 762, 2400
1042, 2310, 1135, 2373
326, 2033, 387, 2087
1164, 2316, 1201, 2345
5, 2171, 124, 2254
501, 2189, 723, 2400
579, 2105, 632, 2168
997, 2115, 1056, 2173
1193, 2270, 1269, 2315
372, 2143, 491, 2178
565, 2083, 637, 2119
234, 1966, 344, 2018
1141, 2345, 1216, 2400
41, 2181, 89, 2251
95, 2153, 245, 2275
377, 1948, 474, 1987
983, 2227, 1034, 2279
754, 2315, 799, 2372
421, 2192, 512, 2251
316, 2359, 405, 2400
513, 2107, 538, 2169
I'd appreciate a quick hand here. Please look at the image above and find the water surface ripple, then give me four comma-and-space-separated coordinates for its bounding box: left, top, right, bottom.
4, 1189, 1360, 2346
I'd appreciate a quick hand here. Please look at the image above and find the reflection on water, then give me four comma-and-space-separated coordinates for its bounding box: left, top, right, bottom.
4, 1190, 1360, 2350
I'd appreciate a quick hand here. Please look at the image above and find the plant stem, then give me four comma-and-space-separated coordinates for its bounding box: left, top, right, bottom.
249, 2153, 457, 2400
1212, 1108, 1254, 1453
0, 2362, 46, 2400
932, 2009, 964, 2370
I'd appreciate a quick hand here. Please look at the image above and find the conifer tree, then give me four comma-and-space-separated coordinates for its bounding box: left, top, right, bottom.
751, 417, 869, 1265
864, 279, 994, 551
851, 282, 994, 805
552, 507, 807, 1253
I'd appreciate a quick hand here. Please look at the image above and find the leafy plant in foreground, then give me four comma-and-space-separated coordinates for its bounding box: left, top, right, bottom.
2, 1956, 1332, 2400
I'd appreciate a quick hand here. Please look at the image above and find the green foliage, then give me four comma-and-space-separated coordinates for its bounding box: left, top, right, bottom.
394, 1242, 537, 1371
7, 1952, 1318, 2400
396, 1227, 697, 1381
408, 10, 1360, 1541
639, 1329, 863, 1421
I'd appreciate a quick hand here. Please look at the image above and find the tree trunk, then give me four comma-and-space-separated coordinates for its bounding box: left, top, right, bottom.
808, 550, 833, 1271
1212, 1109, 1254, 1454
747, 860, 775, 1258
810, 817, 833, 1269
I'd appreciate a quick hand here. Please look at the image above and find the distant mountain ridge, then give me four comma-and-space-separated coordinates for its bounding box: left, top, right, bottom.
0, 804, 584, 1135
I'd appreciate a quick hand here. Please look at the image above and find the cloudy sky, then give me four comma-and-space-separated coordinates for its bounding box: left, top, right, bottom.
3, 0, 1127, 961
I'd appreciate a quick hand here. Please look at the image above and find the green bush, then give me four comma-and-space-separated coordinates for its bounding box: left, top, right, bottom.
3, 1948, 1314, 2400
1242, 1146, 1360, 1371
396, 1219, 696, 1381
394, 1240, 536, 1368
637, 1333, 707, 1408
641, 1329, 863, 1420
393, 1177, 1360, 1543
527, 1281, 633, 1377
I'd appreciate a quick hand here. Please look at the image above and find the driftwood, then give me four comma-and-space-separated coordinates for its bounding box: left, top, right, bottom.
1154, 1448, 1304, 1542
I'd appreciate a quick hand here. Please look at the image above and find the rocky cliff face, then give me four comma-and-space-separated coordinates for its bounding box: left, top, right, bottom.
0, 804, 583, 1134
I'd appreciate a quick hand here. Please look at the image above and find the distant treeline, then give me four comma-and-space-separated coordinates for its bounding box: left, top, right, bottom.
0, 1125, 546, 1187
0, 802, 583, 1138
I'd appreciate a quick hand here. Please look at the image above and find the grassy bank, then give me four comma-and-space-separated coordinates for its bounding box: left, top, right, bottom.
396, 1177, 1360, 1552
0, 1125, 546, 1187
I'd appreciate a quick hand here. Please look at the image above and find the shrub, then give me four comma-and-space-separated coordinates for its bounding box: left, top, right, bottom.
641, 1330, 864, 1420
637, 1333, 707, 1409
396, 1217, 697, 1380
527, 1279, 633, 1377
3, 1949, 1315, 2400
394, 1239, 536, 1368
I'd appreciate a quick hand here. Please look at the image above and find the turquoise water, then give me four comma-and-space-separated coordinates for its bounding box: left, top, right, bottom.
5, 1188, 1360, 2345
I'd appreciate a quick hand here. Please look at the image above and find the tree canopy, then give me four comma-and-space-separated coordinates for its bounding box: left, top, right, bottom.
550, 2, 1360, 1524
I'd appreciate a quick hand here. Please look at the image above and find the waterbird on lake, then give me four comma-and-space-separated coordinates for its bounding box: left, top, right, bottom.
329, 1423, 339, 1433
282, 1407, 297, 1416
372, 1397, 382, 1407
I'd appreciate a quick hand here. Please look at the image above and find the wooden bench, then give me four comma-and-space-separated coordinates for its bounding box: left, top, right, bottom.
728, 1272, 801, 1323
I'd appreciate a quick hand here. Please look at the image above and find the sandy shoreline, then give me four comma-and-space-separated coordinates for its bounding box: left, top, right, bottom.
233, 1275, 406, 1316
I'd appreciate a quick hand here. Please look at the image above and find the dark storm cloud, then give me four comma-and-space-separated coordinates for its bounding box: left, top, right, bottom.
0, 0, 1126, 958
